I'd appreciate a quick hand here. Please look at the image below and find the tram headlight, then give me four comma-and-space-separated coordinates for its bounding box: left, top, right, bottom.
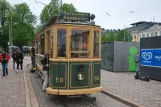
77, 73, 84, 81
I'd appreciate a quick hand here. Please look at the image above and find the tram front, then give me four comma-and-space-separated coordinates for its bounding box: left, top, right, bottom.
46, 12, 102, 95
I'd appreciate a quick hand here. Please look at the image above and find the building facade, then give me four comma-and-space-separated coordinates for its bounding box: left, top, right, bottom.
127, 21, 161, 42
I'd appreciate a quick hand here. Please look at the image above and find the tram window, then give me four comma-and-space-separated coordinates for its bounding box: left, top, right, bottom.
40, 34, 45, 55
71, 30, 89, 58
57, 29, 66, 57
93, 31, 99, 57
36, 39, 38, 54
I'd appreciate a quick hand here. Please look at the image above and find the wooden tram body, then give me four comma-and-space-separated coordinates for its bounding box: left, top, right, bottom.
34, 12, 102, 95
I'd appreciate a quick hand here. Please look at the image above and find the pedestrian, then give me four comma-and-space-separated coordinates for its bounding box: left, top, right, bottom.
12, 51, 18, 70
31, 47, 35, 72
0, 50, 10, 76
16, 51, 24, 72
41, 52, 49, 91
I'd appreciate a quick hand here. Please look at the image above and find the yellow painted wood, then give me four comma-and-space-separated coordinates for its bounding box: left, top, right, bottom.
99, 30, 101, 58
46, 86, 103, 95
45, 32, 48, 53
53, 28, 57, 59
49, 58, 101, 62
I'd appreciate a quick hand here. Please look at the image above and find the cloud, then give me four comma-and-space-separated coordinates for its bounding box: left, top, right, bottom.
7, 0, 161, 29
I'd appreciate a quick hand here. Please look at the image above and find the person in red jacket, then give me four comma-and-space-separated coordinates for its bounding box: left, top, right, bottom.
0, 50, 10, 76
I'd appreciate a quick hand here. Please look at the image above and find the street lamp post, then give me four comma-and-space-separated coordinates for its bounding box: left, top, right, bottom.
124, 25, 126, 42
8, 4, 13, 55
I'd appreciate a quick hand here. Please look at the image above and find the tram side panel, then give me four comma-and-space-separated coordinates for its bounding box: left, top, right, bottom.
48, 62, 101, 90
49, 63, 67, 89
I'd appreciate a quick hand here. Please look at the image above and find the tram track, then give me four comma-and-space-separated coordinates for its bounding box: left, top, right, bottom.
35, 71, 69, 107
82, 95, 99, 107
36, 74, 99, 107
28, 69, 129, 107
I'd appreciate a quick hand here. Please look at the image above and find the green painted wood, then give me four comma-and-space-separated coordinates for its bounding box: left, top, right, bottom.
49, 63, 67, 89
92, 63, 101, 87
69, 63, 90, 89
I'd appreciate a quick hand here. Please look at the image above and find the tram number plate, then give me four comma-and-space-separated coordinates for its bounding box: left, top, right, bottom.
94, 76, 99, 81
56, 77, 64, 83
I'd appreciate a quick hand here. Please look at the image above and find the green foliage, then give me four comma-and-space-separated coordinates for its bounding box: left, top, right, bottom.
115, 30, 128, 41
61, 3, 77, 12
101, 29, 131, 43
101, 32, 115, 43
11, 3, 37, 26
101, 32, 108, 43
0, 2, 36, 50
0, 0, 9, 26
40, 0, 77, 24
106, 32, 115, 41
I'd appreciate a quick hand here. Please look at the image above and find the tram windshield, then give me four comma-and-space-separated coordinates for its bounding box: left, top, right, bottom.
71, 30, 89, 58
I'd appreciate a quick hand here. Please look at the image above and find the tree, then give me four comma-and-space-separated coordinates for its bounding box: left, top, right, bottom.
40, 0, 77, 24
101, 32, 108, 43
0, 0, 10, 50
10, 3, 37, 48
115, 29, 130, 41
11, 3, 36, 26
102, 32, 116, 42
106, 32, 115, 41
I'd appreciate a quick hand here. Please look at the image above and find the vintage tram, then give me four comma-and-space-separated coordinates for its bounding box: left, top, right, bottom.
33, 12, 102, 96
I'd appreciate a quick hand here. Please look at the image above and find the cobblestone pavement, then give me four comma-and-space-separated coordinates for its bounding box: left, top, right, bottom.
29, 70, 129, 107
101, 69, 161, 107
0, 57, 30, 107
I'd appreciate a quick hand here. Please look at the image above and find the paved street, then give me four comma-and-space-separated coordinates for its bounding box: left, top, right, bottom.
29, 70, 129, 107
0, 57, 29, 107
1, 57, 161, 107
101, 70, 161, 107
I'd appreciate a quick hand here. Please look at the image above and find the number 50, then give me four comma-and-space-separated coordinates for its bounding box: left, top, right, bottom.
56, 77, 64, 82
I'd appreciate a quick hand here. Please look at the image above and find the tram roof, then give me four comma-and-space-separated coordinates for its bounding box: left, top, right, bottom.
36, 12, 100, 35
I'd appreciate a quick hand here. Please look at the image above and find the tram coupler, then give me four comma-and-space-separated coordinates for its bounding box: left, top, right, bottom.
82, 94, 96, 102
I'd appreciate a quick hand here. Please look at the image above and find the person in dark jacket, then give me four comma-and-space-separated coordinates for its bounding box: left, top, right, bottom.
16, 51, 24, 72
41, 52, 49, 71
31, 47, 35, 69
12, 51, 18, 70
0, 50, 10, 76
41, 52, 49, 91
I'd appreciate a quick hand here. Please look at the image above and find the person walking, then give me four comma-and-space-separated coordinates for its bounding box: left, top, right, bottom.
0, 50, 10, 76
16, 51, 24, 72
12, 51, 18, 70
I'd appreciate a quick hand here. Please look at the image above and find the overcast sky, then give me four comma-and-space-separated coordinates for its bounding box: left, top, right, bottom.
7, 0, 161, 29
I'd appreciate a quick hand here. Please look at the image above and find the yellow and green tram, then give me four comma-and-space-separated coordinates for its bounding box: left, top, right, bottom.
34, 12, 102, 96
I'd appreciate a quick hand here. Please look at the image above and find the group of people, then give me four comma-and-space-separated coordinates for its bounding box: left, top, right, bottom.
12, 50, 24, 72
0, 50, 24, 77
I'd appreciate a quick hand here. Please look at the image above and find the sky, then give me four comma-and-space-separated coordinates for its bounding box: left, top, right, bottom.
7, 0, 161, 29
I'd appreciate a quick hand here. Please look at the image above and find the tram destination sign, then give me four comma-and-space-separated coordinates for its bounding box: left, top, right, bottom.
63, 12, 90, 21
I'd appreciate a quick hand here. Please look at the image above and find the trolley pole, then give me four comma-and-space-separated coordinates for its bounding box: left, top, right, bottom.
35, 0, 51, 18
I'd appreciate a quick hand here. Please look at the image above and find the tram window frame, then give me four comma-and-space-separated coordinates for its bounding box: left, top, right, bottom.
57, 29, 66, 58
93, 31, 99, 58
50, 30, 54, 58
36, 39, 38, 54
40, 34, 45, 55
70, 30, 89, 58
